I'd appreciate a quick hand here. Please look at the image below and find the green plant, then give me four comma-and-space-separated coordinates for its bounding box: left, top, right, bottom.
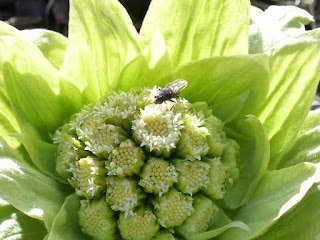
0, 1, 319, 239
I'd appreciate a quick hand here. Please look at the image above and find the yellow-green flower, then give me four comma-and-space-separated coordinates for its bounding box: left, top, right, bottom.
0, 0, 320, 240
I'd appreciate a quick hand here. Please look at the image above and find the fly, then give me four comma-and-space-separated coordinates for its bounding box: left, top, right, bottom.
154, 79, 188, 104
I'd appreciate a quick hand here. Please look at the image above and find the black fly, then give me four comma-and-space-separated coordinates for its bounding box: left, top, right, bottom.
154, 79, 188, 104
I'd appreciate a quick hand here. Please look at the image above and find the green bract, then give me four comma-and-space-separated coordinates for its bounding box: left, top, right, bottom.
0, 0, 319, 239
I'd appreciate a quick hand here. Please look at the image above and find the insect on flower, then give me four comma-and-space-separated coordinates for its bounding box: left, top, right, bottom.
154, 79, 188, 104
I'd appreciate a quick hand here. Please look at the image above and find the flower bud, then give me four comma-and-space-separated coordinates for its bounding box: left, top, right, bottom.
73, 104, 104, 141
132, 103, 184, 158
68, 156, 107, 199
78, 198, 117, 240
106, 139, 146, 178
93, 91, 141, 131
204, 116, 227, 157
139, 157, 177, 196
176, 114, 210, 160
172, 159, 210, 195
55, 133, 83, 179
106, 176, 145, 217
202, 157, 230, 199
152, 188, 193, 228
221, 139, 240, 181
175, 194, 218, 236
118, 205, 159, 240
84, 124, 129, 159
152, 230, 176, 240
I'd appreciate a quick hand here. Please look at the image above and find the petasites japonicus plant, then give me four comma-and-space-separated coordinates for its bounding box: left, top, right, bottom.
0, 0, 320, 239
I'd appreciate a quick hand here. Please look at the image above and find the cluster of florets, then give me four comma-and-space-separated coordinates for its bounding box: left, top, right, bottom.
53, 85, 240, 240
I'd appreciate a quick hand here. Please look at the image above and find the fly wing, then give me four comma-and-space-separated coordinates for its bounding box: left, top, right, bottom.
163, 79, 188, 93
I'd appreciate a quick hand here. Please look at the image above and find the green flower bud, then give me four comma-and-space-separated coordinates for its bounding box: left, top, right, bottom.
205, 116, 227, 157
106, 176, 145, 216
68, 156, 107, 199
106, 139, 146, 178
132, 103, 184, 158
118, 206, 159, 240
221, 139, 240, 181
55, 133, 83, 179
152, 188, 194, 228
78, 198, 117, 240
175, 194, 218, 236
202, 157, 230, 199
84, 124, 129, 159
73, 104, 105, 141
152, 230, 177, 240
172, 98, 193, 116
191, 102, 212, 117
176, 114, 210, 160
172, 159, 210, 195
93, 91, 141, 131
139, 157, 177, 196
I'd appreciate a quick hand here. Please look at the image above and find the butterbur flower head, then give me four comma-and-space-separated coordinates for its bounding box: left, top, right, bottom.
172, 158, 210, 195
132, 102, 184, 158
118, 206, 159, 240
175, 193, 219, 236
106, 139, 146, 177
139, 157, 177, 196
55, 132, 83, 179
78, 198, 117, 240
152, 230, 176, 240
176, 114, 210, 160
105, 176, 145, 217
0, 0, 319, 239
202, 157, 231, 199
68, 156, 107, 199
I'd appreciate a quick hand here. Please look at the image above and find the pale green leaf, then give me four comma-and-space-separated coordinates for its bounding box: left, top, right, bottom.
249, 5, 313, 53
13, 133, 67, 184
0, 198, 47, 240
277, 111, 320, 168
60, 0, 140, 103
0, 83, 20, 149
257, 29, 320, 169
47, 194, 89, 240
0, 36, 81, 141
254, 183, 320, 240
216, 115, 269, 209
218, 162, 318, 240
140, 0, 250, 69
21, 29, 68, 70
117, 30, 172, 91
172, 54, 269, 123
187, 221, 250, 240
0, 137, 72, 230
